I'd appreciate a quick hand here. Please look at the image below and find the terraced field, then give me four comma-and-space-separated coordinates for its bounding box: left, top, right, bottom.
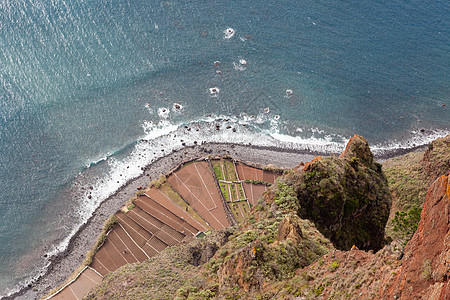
48, 158, 282, 300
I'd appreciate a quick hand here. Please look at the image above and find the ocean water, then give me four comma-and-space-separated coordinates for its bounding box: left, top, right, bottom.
0, 0, 449, 296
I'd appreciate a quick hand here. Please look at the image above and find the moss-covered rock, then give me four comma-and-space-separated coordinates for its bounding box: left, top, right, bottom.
294, 135, 391, 251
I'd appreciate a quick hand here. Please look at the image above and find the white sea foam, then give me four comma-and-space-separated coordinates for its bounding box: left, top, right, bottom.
223, 28, 235, 39
209, 87, 220, 97
233, 61, 246, 71
85, 154, 110, 168
285, 89, 293, 98
371, 129, 450, 155
172, 103, 183, 112
158, 107, 170, 119
28, 114, 449, 299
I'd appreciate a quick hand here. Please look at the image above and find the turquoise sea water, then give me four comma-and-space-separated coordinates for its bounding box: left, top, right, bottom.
0, 0, 449, 296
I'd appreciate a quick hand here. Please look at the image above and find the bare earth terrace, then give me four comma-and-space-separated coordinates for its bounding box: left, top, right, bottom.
47, 158, 282, 300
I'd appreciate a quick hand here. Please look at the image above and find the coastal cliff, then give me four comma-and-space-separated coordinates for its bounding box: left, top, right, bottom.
60, 135, 450, 299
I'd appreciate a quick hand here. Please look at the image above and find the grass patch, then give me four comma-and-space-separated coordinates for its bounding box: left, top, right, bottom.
211, 160, 224, 181
392, 204, 422, 246
220, 183, 231, 202
223, 159, 238, 181
148, 174, 167, 189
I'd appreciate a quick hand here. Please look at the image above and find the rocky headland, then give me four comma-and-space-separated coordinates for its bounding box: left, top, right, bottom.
68, 134, 449, 299
17, 134, 449, 300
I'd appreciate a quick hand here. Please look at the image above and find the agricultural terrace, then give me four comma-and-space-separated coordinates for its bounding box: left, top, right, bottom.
49, 158, 285, 300
167, 161, 230, 229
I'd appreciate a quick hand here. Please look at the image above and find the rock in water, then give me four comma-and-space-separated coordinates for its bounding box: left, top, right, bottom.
295, 135, 391, 251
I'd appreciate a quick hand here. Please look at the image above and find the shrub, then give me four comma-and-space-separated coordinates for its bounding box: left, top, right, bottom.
392, 204, 422, 246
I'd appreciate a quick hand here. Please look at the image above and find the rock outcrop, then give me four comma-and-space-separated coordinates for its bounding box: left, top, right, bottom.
382, 134, 450, 247
294, 135, 391, 251
85, 135, 450, 300
280, 173, 450, 299
388, 174, 450, 299
423, 135, 450, 180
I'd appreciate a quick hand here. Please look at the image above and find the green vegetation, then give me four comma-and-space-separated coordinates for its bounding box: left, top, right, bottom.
83, 215, 118, 267
211, 160, 224, 181
294, 137, 391, 251
219, 183, 230, 201
223, 159, 238, 181
383, 135, 450, 247
237, 183, 245, 199
244, 179, 272, 186
229, 201, 249, 223
149, 174, 167, 189
81, 135, 450, 300
392, 204, 422, 246
211, 159, 238, 181
329, 261, 339, 272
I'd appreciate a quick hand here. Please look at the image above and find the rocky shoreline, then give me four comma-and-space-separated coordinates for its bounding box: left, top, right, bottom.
8, 142, 319, 300
7, 141, 427, 300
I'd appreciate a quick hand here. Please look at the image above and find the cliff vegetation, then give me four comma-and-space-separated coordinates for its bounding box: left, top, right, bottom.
85, 134, 450, 299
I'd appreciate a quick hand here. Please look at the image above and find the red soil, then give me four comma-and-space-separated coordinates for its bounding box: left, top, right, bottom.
145, 236, 168, 253
127, 207, 162, 235
113, 224, 149, 261
135, 195, 195, 236
106, 228, 139, 265
167, 162, 229, 229
90, 239, 124, 275
52, 268, 102, 300
236, 163, 264, 181
115, 211, 152, 247
146, 187, 205, 233
155, 225, 184, 246
262, 171, 280, 184
242, 183, 268, 207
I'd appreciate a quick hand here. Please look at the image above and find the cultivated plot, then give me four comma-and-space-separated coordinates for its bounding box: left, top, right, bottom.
211, 159, 239, 182
236, 163, 264, 182
135, 194, 196, 236
51, 268, 102, 300
229, 201, 250, 223
167, 161, 229, 229
159, 183, 212, 231
262, 170, 281, 184
243, 182, 269, 207
145, 186, 206, 233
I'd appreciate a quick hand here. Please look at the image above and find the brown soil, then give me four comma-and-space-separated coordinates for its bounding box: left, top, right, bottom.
105, 228, 138, 265
135, 194, 194, 235
236, 163, 264, 181
262, 170, 280, 183
112, 225, 149, 262
145, 187, 204, 233
25, 143, 313, 300
145, 236, 168, 253
126, 207, 162, 235
242, 182, 268, 207
115, 211, 151, 247
167, 162, 229, 229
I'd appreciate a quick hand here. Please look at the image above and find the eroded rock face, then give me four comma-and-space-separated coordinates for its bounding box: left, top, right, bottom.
423, 135, 450, 180
295, 135, 391, 251
388, 174, 450, 299
277, 216, 303, 243
339, 134, 374, 166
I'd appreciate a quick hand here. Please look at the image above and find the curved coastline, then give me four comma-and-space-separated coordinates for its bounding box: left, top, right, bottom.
2, 141, 428, 300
